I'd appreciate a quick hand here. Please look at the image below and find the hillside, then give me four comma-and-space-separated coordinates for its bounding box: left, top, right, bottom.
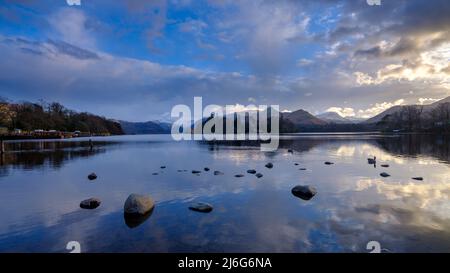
282, 109, 327, 126
365, 96, 450, 124
119, 120, 171, 134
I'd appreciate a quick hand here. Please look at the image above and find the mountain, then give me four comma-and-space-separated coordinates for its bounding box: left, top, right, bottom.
365, 96, 450, 124
119, 120, 171, 134
316, 112, 353, 124
282, 109, 327, 126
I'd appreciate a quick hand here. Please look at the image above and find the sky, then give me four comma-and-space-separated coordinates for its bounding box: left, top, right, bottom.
0, 0, 449, 122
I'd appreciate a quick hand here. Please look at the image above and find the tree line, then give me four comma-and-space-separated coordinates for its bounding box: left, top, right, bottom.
0, 99, 123, 135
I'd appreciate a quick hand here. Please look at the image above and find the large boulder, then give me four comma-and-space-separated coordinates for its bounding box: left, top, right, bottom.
80, 198, 101, 209
124, 194, 155, 216
291, 185, 317, 201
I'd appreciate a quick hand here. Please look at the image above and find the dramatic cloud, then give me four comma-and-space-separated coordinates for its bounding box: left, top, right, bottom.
0, 0, 449, 120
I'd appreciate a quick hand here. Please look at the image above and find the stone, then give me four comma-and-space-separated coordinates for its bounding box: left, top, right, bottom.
152, 173, 158, 175
294, 163, 299, 166
380, 172, 390, 177
299, 168, 307, 171
124, 194, 155, 216
412, 177, 423, 181
204, 167, 210, 171
235, 174, 244, 178
247, 169, 257, 174
214, 171, 224, 175
324, 161, 334, 165
192, 170, 201, 174
265, 163, 273, 169
80, 198, 101, 209
381, 164, 390, 168
189, 202, 213, 213
160, 166, 166, 169
87, 173, 97, 180
291, 185, 317, 201
255, 173, 263, 178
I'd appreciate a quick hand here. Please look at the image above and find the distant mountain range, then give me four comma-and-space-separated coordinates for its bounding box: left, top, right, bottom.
315, 111, 365, 124
111, 96, 450, 135
119, 120, 172, 134
364, 96, 450, 124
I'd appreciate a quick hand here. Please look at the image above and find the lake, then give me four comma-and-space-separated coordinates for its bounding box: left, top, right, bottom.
0, 134, 449, 253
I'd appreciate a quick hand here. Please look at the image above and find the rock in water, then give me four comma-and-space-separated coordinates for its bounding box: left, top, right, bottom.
381, 164, 389, 168
288, 149, 293, 153
235, 174, 244, 178
204, 167, 210, 171
214, 171, 224, 175
299, 168, 307, 171
380, 172, 390, 177
412, 177, 423, 181
87, 173, 97, 180
291, 185, 317, 201
265, 163, 273, 169
324, 162, 334, 165
247, 169, 257, 174
160, 166, 166, 169
294, 163, 299, 166
80, 198, 101, 209
189, 202, 213, 213
255, 173, 263, 178
124, 194, 155, 216
152, 173, 158, 175
192, 170, 201, 174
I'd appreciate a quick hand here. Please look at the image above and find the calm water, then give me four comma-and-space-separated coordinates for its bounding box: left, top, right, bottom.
0, 134, 449, 253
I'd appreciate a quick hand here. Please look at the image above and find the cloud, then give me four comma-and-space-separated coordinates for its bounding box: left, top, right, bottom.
0, 35, 292, 121
357, 99, 405, 118
325, 107, 355, 117
418, 97, 441, 105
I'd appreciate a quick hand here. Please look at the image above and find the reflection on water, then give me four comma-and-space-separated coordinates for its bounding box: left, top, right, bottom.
0, 134, 449, 252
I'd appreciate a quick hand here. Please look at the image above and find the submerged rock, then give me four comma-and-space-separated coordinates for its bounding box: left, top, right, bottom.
204, 167, 210, 172
214, 171, 224, 175
80, 198, 101, 209
294, 163, 299, 166
247, 169, 257, 174
192, 170, 201, 174
299, 168, 307, 171
324, 162, 334, 165
160, 166, 166, 169
235, 174, 244, 178
152, 173, 158, 175
381, 164, 390, 168
124, 194, 155, 216
255, 173, 263, 178
291, 185, 317, 201
412, 177, 424, 181
189, 202, 213, 213
265, 163, 273, 169
87, 173, 97, 180
380, 172, 390, 177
